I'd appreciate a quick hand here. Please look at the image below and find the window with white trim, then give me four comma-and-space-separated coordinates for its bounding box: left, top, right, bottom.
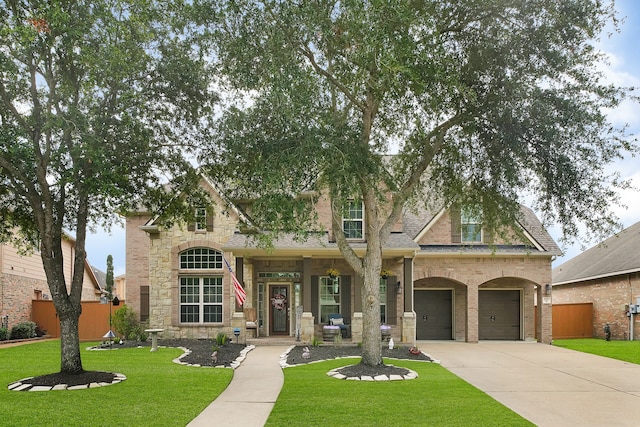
343, 201, 363, 239
319, 276, 340, 323
179, 248, 223, 323
194, 207, 207, 231
461, 208, 482, 242
180, 247, 223, 269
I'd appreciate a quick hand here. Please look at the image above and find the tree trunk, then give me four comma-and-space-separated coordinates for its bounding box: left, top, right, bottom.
58, 307, 83, 374
360, 251, 383, 366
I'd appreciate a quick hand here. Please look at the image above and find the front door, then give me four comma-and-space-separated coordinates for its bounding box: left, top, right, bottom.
269, 285, 289, 335
415, 290, 453, 340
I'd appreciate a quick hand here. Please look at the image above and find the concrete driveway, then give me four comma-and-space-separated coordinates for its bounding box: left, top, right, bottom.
422, 341, 640, 427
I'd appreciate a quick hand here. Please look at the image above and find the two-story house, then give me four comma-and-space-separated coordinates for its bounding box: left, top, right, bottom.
125, 177, 559, 344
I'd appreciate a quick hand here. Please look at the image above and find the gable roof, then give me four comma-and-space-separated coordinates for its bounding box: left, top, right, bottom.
552, 221, 640, 285
405, 203, 561, 256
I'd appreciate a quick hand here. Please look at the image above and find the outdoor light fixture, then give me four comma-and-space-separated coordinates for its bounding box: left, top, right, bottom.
396, 281, 402, 294
544, 284, 551, 295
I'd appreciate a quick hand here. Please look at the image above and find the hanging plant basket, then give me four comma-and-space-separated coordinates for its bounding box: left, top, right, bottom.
380, 269, 392, 280
326, 268, 340, 279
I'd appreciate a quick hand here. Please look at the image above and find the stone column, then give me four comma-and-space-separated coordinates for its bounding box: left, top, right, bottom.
401, 312, 416, 344
351, 312, 363, 343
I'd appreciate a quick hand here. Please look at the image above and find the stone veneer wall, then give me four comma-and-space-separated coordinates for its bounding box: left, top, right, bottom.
147, 193, 240, 339
553, 273, 640, 340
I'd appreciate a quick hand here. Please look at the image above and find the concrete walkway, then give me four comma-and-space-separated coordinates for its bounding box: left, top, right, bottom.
423, 341, 640, 427
187, 346, 287, 427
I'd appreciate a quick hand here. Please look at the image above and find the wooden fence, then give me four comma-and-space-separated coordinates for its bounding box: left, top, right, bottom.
536, 302, 593, 339
32, 299, 125, 341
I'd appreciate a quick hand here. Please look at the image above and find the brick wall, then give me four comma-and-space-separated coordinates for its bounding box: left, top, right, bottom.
125, 214, 151, 319
0, 272, 48, 327
553, 273, 640, 340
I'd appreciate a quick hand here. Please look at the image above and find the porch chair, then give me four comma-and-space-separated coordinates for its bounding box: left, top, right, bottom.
244, 307, 259, 338
328, 313, 350, 338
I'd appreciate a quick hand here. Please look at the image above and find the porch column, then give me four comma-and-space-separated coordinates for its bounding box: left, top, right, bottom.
351, 274, 363, 342
402, 257, 416, 344
301, 257, 314, 341
466, 283, 479, 343
537, 283, 553, 343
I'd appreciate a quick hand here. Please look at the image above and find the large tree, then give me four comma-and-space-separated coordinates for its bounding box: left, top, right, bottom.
0, 1, 216, 374
205, 0, 637, 366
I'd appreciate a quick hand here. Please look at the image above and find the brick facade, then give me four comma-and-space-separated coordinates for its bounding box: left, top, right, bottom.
0, 273, 47, 326
552, 273, 640, 340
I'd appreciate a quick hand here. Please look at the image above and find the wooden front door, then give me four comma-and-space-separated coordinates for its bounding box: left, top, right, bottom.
269, 285, 289, 335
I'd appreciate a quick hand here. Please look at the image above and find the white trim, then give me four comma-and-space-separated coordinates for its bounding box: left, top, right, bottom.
553, 268, 640, 286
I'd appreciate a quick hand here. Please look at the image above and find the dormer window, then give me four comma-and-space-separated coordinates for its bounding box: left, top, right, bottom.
343, 201, 364, 239
461, 208, 482, 242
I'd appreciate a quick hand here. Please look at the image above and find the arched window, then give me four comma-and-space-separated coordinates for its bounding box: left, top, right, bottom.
179, 248, 223, 323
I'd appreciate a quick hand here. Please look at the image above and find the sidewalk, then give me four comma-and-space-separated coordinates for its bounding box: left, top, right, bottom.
424, 341, 640, 427
187, 345, 288, 427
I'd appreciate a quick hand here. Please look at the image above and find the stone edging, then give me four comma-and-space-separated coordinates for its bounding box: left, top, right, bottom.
172, 344, 256, 369
326, 365, 418, 381
278, 345, 421, 381
8, 372, 127, 392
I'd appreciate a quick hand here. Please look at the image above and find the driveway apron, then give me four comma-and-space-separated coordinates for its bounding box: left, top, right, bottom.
423, 341, 640, 427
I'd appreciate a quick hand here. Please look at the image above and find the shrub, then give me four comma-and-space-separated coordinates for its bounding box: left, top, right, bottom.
113, 305, 139, 340
215, 332, 229, 346
0, 327, 8, 341
10, 321, 37, 340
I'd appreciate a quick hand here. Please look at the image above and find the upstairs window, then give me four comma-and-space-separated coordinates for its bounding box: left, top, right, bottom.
194, 207, 208, 231
461, 209, 482, 242
343, 201, 364, 239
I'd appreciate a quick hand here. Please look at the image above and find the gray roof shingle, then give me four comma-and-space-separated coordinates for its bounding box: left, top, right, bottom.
552, 221, 640, 284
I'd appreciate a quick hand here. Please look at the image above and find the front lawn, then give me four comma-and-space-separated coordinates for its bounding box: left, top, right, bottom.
0, 340, 233, 426
553, 338, 640, 364
267, 358, 533, 427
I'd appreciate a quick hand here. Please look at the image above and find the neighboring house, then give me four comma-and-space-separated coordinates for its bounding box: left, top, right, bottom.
552, 221, 640, 340
125, 177, 559, 343
114, 274, 126, 300
0, 233, 103, 328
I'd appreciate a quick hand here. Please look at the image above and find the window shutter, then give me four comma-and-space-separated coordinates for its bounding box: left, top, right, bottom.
450, 207, 461, 243
386, 276, 397, 325
311, 276, 319, 324
206, 207, 214, 231
340, 276, 351, 321
140, 286, 150, 322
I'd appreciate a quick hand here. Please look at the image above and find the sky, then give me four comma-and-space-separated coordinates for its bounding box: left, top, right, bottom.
83, 1, 640, 276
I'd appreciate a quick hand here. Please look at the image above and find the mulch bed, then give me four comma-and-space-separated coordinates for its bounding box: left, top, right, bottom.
17, 340, 431, 388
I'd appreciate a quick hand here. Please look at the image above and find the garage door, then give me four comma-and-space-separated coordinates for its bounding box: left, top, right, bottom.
415, 290, 453, 340
479, 290, 520, 340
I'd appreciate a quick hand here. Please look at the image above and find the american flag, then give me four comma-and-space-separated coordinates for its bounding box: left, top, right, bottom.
224, 256, 246, 306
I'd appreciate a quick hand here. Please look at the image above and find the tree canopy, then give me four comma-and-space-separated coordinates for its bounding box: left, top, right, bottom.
0, 0, 216, 373
204, 0, 637, 365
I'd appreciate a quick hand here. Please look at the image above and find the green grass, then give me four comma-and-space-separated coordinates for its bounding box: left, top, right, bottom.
266, 358, 533, 427
553, 338, 640, 364
0, 340, 233, 426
